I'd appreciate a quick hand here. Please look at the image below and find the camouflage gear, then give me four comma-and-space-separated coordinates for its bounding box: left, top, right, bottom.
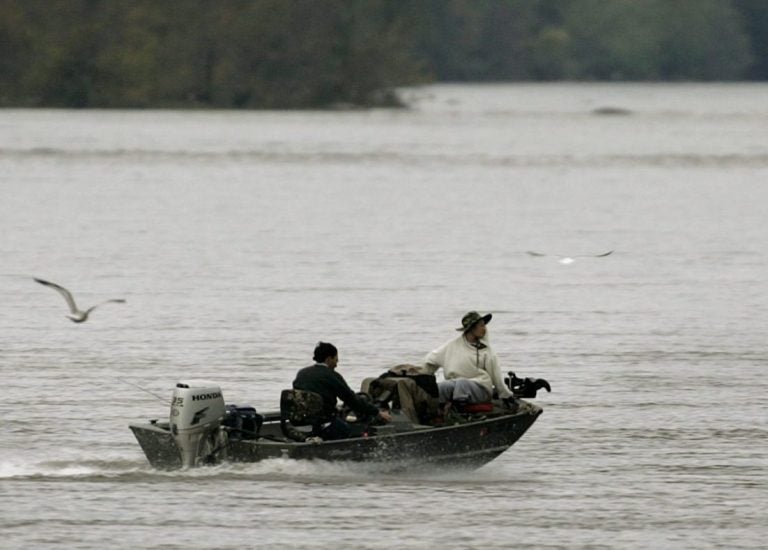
280, 389, 326, 426
456, 311, 492, 332
363, 375, 439, 425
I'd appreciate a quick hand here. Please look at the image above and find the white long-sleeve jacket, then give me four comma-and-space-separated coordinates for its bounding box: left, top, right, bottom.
422, 335, 513, 399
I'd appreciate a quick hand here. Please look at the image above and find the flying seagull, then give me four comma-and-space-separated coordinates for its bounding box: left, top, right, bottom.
526, 250, 614, 265
34, 278, 126, 323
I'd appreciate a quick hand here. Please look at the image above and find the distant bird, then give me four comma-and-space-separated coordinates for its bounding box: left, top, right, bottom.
34, 278, 126, 323
526, 250, 614, 264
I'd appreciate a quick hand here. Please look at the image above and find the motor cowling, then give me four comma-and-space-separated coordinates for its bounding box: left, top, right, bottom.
170, 381, 226, 468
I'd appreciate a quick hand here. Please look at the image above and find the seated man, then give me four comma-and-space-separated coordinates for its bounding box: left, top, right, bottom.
293, 342, 391, 440
421, 311, 514, 406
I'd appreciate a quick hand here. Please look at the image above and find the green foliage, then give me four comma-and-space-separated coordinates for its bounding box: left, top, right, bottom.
416, 0, 761, 82
655, 0, 753, 80
0, 0, 424, 108
726, 0, 768, 79
0, 0, 765, 108
558, 0, 664, 79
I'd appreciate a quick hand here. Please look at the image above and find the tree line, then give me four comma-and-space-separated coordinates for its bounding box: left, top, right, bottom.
0, 0, 766, 109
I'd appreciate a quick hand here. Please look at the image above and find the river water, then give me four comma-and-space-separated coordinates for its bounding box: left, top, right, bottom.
0, 83, 766, 549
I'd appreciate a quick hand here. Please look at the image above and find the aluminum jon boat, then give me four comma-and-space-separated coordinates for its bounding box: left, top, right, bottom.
129, 373, 549, 471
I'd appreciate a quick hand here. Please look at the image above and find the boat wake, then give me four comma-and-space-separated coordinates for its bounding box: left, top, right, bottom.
0, 457, 149, 481
0, 455, 508, 483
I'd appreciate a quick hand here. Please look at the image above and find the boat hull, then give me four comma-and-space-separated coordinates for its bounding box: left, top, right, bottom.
130, 401, 542, 471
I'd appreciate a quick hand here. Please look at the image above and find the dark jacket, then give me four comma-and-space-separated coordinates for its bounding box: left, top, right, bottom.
293, 363, 380, 420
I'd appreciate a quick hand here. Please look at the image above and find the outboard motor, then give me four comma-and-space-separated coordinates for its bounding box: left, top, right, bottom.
170, 381, 226, 468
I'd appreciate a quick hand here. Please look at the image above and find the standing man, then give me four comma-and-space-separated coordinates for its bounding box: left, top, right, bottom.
293, 342, 391, 440
422, 311, 514, 405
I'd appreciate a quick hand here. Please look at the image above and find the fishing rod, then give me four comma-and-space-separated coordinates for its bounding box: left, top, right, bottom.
117, 378, 170, 405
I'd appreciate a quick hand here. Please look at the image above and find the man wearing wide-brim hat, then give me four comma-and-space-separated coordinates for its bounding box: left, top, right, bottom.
421, 311, 514, 405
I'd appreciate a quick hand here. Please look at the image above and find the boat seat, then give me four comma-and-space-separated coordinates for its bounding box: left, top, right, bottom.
279, 389, 326, 442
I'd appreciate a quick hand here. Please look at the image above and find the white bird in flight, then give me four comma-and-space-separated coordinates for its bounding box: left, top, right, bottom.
526, 250, 614, 264
34, 278, 126, 323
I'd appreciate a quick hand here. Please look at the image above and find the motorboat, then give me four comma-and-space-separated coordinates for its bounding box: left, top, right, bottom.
129, 372, 549, 470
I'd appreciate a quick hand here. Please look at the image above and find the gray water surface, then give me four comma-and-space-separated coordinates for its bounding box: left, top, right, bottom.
1, 83, 766, 549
